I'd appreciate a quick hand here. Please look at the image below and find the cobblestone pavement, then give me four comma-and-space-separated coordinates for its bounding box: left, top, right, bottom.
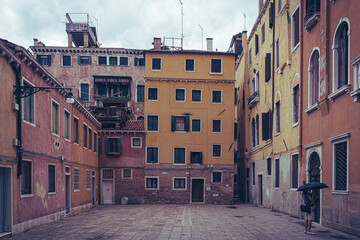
8, 204, 359, 240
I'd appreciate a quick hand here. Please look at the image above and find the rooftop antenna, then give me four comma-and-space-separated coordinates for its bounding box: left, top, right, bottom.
179, 0, 184, 49
198, 24, 203, 50
243, 13, 246, 30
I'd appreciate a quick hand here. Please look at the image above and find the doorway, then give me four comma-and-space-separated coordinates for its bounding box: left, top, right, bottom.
65, 167, 71, 214
191, 179, 204, 203
0, 167, 12, 233
258, 175, 263, 206
102, 181, 113, 204
308, 152, 321, 223
92, 171, 96, 205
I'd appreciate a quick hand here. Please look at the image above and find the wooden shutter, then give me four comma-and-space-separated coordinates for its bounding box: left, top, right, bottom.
185, 116, 190, 132
116, 138, 122, 154
269, 109, 273, 138
199, 152, 203, 164
98, 138, 102, 154
255, 34, 259, 54
153, 148, 158, 163
269, 2, 274, 28
171, 116, 176, 131
262, 112, 269, 141
104, 138, 109, 154
265, 53, 271, 82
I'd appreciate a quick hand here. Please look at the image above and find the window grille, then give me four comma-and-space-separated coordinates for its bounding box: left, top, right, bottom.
103, 169, 113, 180
275, 159, 280, 188
291, 155, 299, 188
335, 142, 347, 190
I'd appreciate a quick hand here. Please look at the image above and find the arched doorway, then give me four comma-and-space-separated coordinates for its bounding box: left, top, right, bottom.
308, 152, 321, 223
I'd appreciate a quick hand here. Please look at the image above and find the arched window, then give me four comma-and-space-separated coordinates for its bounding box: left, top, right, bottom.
333, 21, 349, 91
309, 50, 319, 106
256, 115, 259, 146
137, 116, 144, 121
251, 118, 256, 148
308, 152, 320, 183
80, 83, 90, 101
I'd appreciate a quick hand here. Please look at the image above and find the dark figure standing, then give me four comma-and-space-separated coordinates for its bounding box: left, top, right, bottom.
303, 188, 317, 234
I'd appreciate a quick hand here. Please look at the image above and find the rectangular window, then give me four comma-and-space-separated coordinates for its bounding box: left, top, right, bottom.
123, 169, 132, 179
212, 144, 221, 157
148, 87, 158, 100
293, 85, 299, 125
98, 56, 107, 65
135, 57, 145, 66
64, 110, 70, 140
105, 138, 122, 154
86, 170, 91, 190
190, 151, 202, 164
83, 124, 87, 148
78, 56, 91, 65
292, 7, 300, 49
175, 88, 186, 101
51, 100, 59, 135
21, 161, 32, 195
291, 154, 299, 189
334, 141, 348, 191
137, 85, 145, 103
48, 164, 55, 193
252, 163, 255, 185
276, 39, 279, 69
275, 159, 280, 188
185, 59, 195, 71
97, 83, 107, 96
191, 89, 202, 102
94, 132, 97, 152
212, 172, 222, 183
262, 24, 265, 44
109, 57, 118, 65
62, 55, 71, 66
174, 147, 186, 164
212, 90, 222, 103
146, 147, 159, 164
262, 110, 272, 141
248, 48, 252, 66
265, 53, 271, 82
74, 168, 79, 191
88, 128, 92, 150
102, 169, 113, 180
23, 81, 35, 123
234, 123, 238, 140
173, 178, 186, 190
276, 101, 281, 134
147, 115, 159, 131
255, 34, 259, 55
234, 88, 238, 105
37, 55, 51, 66
210, 59, 222, 73
80, 84, 90, 101
151, 58, 162, 70
212, 119, 221, 133
119, 57, 128, 66
191, 119, 201, 132
73, 117, 79, 143
267, 157, 271, 175
171, 116, 189, 132
131, 137, 142, 148
145, 177, 159, 189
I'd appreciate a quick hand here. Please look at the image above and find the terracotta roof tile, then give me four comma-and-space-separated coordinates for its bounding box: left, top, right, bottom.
121, 120, 145, 131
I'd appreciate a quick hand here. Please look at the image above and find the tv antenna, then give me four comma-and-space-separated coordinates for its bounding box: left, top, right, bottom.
198, 24, 203, 50
179, 0, 184, 49
243, 13, 246, 30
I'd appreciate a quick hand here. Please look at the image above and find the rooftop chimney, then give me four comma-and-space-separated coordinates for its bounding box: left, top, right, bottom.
153, 37, 162, 50
206, 38, 213, 51
33, 38, 45, 47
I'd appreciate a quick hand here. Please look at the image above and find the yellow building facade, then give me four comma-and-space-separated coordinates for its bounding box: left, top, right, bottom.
144, 49, 236, 204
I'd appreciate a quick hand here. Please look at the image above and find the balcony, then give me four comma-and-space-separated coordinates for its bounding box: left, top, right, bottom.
248, 91, 260, 109
90, 106, 129, 129
93, 95, 130, 107
304, 0, 320, 31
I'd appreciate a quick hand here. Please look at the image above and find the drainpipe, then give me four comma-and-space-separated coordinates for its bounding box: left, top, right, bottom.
271, 1, 275, 146
11, 62, 22, 178
299, 0, 304, 218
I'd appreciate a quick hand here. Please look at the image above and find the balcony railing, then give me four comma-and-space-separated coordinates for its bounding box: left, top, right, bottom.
304, 0, 320, 31
248, 91, 260, 109
90, 106, 129, 128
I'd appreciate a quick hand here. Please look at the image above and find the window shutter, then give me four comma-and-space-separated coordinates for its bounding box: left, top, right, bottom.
36, 55, 40, 63
269, 109, 273, 138
265, 53, 271, 82
78, 56, 81, 65
153, 148, 158, 163
262, 112, 268, 140
199, 152, 203, 164
47, 55, 51, 66
171, 116, 176, 131
116, 138, 122, 154
185, 116, 190, 132
269, 2, 274, 28
104, 138, 109, 154
98, 138, 102, 154
89, 56, 92, 64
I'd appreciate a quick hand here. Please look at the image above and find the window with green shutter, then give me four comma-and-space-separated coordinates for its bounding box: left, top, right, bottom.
105, 138, 122, 156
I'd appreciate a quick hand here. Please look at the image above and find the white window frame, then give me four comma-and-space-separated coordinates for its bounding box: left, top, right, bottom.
146, 146, 159, 165
86, 169, 91, 190
306, 48, 320, 112
22, 78, 36, 127
210, 58, 223, 74
212, 144, 222, 158
290, 153, 299, 190
119, 56, 129, 66
61, 55, 72, 67
79, 79, 91, 102
292, 83, 300, 127
291, 5, 300, 52
191, 118, 201, 133
145, 176, 159, 190
122, 168, 133, 179
173, 177, 187, 190
147, 87, 159, 101
20, 159, 33, 198
191, 89, 202, 103
350, 56, 360, 101
146, 115, 159, 132
175, 88, 186, 102
98, 56, 107, 65
136, 84, 145, 103
184, 58, 195, 72
173, 147, 186, 165
211, 90, 223, 104
64, 109, 71, 141
131, 137, 142, 148
151, 57, 162, 71
74, 167, 80, 192
51, 99, 60, 137
212, 171, 223, 183
212, 119, 222, 133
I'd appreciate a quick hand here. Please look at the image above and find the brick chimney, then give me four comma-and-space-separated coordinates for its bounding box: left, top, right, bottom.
153, 38, 162, 50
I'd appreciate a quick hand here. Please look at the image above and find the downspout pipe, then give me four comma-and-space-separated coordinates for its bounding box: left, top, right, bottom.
11, 62, 22, 178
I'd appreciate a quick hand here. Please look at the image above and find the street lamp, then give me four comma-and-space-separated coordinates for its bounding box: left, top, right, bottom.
14, 86, 75, 104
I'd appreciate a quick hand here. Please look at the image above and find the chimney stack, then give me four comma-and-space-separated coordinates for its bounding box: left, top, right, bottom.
206, 38, 213, 51
153, 37, 162, 50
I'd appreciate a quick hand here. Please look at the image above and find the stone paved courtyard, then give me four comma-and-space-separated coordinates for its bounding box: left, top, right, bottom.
8, 204, 359, 240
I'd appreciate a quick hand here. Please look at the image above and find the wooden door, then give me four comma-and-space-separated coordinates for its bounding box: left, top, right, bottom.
65, 174, 71, 214
102, 181, 113, 204
258, 175, 263, 206
92, 176, 96, 205
191, 179, 204, 203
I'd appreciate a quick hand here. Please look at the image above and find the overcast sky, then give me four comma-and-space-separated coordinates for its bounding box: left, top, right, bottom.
1, 0, 258, 52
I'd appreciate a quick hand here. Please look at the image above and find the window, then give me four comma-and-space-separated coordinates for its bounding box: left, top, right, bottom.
123, 169, 132, 179
80, 83, 90, 101
64, 110, 70, 140
305, 0, 320, 29
256, 115, 259, 146
252, 118, 256, 147
309, 50, 319, 106
262, 110, 272, 141
62, 55, 71, 66
148, 87, 158, 100
145, 177, 159, 189
332, 22, 349, 92
78, 56, 91, 65
276, 39, 279, 69
351, 58, 360, 100
267, 157, 272, 175
252, 163, 255, 185
292, 7, 300, 50
275, 159, 280, 188
94, 132, 97, 152
255, 34, 259, 55
119, 57, 128, 66
105, 138, 122, 155
97, 83, 107, 96
171, 116, 189, 132
23, 80, 35, 124
73, 117, 79, 143
212, 90, 222, 103
137, 116, 144, 121
74, 168, 79, 191
212, 144, 221, 157
86, 170, 91, 190
234, 123, 238, 140
151, 58, 161, 70
212, 172, 222, 183
293, 85, 299, 125
191, 89, 202, 102
98, 56, 107, 65
48, 164, 55, 193
102, 169, 113, 180
146, 147, 159, 164
109, 57, 118, 66
174, 148, 186, 164
211, 59, 222, 73
234, 88, 238, 105
185, 59, 195, 71
333, 140, 348, 191
147, 115, 159, 131
83, 124, 87, 148
291, 154, 299, 189
51, 100, 59, 135
173, 178, 186, 190
275, 101, 281, 134
212, 119, 221, 133
262, 24, 265, 44
88, 128, 92, 150
248, 48, 252, 66
135, 57, 145, 66
21, 161, 32, 195
251, 71, 259, 95
132, 137, 142, 148
190, 151, 202, 164
265, 53, 271, 82
137, 85, 144, 103
191, 119, 201, 132
37, 55, 51, 66
175, 88, 186, 102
